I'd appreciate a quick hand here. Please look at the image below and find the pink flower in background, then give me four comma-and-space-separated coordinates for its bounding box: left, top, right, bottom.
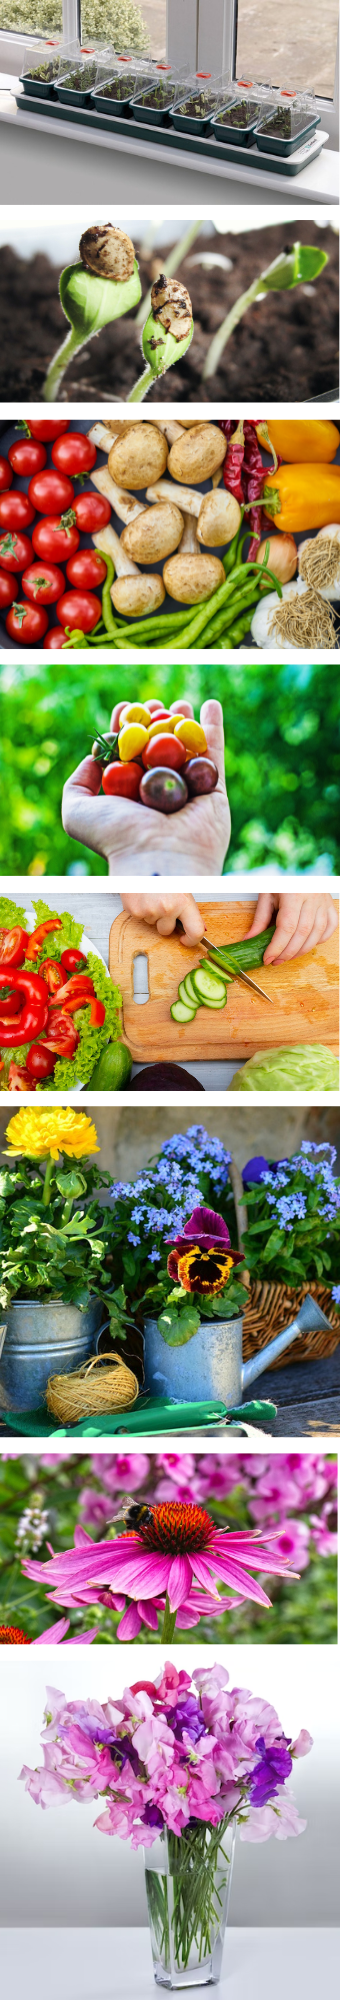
262, 1518, 310, 1572
23, 1503, 300, 1641
309, 1501, 338, 1557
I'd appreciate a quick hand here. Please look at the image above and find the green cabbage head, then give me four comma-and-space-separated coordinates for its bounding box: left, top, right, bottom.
229, 1044, 339, 1093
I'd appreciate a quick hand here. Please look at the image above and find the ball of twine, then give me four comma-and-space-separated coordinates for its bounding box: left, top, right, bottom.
46, 1352, 139, 1423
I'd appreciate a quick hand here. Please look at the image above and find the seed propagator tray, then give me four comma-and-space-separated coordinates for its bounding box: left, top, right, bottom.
15, 89, 327, 175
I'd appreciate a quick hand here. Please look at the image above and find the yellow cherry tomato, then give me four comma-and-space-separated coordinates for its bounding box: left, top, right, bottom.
146, 715, 187, 741
118, 723, 149, 761
119, 703, 151, 727
174, 719, 207, 753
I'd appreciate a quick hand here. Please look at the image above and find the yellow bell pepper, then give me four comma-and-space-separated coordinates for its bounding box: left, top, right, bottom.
263, 462, 340, 533
259, 420, 339, 464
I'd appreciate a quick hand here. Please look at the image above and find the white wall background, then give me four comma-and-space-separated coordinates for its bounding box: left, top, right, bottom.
0, 1645, 338, 1927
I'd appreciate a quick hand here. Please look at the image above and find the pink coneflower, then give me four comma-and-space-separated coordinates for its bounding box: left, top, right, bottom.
0, 1617, 97, 1646
23, 1501, 299, 1643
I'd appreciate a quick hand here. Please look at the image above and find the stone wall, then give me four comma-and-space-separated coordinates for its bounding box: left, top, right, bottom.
1, 1104, 339, 1180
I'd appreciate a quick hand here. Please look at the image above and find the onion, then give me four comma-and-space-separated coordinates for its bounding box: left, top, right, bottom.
255, 534, 297, 587
251, 580, 306, 649
298, 525, 340, 599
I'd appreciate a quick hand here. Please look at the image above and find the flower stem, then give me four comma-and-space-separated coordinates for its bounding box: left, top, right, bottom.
135, 219, 203, 326
160, 1594, 177, 1642
43, 328, 84, 403
42, 1154, 54, 1207
202, 276, 265, 381
127, 365, 157, 403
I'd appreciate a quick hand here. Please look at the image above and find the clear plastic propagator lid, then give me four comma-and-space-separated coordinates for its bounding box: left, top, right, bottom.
21, 38, 72, 81
173, 71, 232, 116
93, 49, 156, 98
255, 86, 318, 133
213, 79, 273, 125
132, 62, 184, 105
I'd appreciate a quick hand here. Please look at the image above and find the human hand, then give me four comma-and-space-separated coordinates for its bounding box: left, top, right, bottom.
244, 891, 338, 964
62, 698, 230, 877
120, 892, 205, 945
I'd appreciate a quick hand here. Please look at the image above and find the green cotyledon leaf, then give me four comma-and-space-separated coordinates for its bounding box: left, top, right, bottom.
59, 259, 142, 341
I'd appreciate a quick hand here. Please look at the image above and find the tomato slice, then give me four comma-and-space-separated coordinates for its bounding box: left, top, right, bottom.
0, 926, 29, 966
43, 1012, 80, 1056
7, 1060, 36, 1092
40, 959, 64, 995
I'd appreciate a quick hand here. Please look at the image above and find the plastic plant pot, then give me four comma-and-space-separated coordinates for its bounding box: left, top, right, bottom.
170, 88, 222, 135
255, 102, 320, 155
56, 62, 99, 106
21, 60, 64, 98
91, 64, 152, 116
132, 78, 179, 126
211, 95, 267, 146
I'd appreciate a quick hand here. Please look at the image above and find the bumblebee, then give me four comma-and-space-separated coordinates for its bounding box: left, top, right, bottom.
111, 1494, 153, 1531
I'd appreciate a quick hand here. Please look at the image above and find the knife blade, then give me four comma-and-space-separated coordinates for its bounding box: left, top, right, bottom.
200, 936, 274, 1004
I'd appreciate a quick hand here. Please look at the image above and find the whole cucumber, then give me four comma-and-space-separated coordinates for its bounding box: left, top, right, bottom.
87, 1040, 132, 1091
206, 924, 275, 973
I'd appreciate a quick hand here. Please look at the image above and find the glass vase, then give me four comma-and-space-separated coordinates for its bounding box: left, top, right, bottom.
144, 1820, 235, 1988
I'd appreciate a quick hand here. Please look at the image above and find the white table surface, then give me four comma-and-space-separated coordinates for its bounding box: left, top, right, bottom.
2, 1928, 339, 2000
21, 887, 246, 1089
0, 87, 337, 202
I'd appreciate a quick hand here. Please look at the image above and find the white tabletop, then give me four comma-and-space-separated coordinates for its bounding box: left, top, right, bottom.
3, 1928, 339, 2000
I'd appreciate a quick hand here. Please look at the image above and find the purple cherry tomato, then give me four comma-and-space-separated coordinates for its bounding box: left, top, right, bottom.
185, 757, 218, 796
139, 767, 188, 815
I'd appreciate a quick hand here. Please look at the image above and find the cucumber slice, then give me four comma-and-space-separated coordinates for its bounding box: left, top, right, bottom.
171, 999, 197, 1024
178, 979, 199, 1011
196, 991, 227, 1010
192, 967, 227, 1005
203, 959, 232, 986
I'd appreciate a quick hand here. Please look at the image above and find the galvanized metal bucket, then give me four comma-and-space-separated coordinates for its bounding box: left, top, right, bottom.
0, 1298, 103, 1412
143, 1292, 331, 1406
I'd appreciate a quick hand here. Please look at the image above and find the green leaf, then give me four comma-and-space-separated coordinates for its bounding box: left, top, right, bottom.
55, 1170, 87, 1197
60, 260, 142, 342
260, 243, 328, 293
157, 1305, 200, 1346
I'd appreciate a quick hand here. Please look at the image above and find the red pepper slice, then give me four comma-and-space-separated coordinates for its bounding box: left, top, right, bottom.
0, 968, 49, 1045
49, 973, 95, 1011
89, 998, 106, 1027
0, 926, 29, 967
25, 918, 63, 961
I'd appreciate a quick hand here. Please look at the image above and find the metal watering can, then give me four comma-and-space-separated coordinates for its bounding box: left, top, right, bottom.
143, 1294, 331, 1407
0, 1298, 103, 1413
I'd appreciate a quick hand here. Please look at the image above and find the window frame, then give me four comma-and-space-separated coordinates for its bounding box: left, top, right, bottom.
0, 0, 338, 149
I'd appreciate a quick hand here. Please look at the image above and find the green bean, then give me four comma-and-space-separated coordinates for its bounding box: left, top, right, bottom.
164, 555, 281, 652
97, 550, 117, 637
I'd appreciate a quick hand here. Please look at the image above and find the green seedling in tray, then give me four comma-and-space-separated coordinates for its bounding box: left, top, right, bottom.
170, 924, 275, 1024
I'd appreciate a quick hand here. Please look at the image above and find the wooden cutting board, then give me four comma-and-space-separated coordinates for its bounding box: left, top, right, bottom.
109, 900, 339, 1062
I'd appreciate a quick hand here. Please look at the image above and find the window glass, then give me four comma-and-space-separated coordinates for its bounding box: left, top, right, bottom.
0, 1, 62, 29
81, 0, 166, 59
236, 0, 338, 97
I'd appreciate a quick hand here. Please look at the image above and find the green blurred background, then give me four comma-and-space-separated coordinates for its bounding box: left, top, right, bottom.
0, 655, 339, 876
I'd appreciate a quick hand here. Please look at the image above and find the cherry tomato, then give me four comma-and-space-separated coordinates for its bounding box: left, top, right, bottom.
174, 719, 207, 754
40, 960, 64, 995
43, 629, 68, 649
118, 723, 149, 762
0, 570, 16, 610
51, 433, 97, 476
22, 561, 65, 605
145, 704, 171, 718
65, 550, 107, 590
102, 762, 141, 800
185, 757, 218, 796
32, 516, 80, 562
26, 421, 70, 441
0, 457, 12, 492
0, 925, 29, 965
28, 470, 74, 516
26, 1044, 56, 1079
142, 732, 187, 773
8, 440, 47, 476
42, 1011, 80, 1056
119, 703, 152, 727
139, 768, 188, 814
6, 602, 49, 645
60, 949, 87, 974
0, 492, 35, 530
74, 492, 111, 532
56, 589, 102, 633
0, 531, 32, 573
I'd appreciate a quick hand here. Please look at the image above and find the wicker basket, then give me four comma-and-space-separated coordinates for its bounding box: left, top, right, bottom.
46, 1351, 139, 1423
243, 1280, 340, 1367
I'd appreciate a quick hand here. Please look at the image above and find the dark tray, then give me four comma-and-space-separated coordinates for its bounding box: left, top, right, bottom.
170, 94, 219, 135
132, 87, 177, 126
211, 100, 264, 146
16, 90, 326, 177
56, 69, 97, 107
256, 109, 320, 156
22, 70, 61, 98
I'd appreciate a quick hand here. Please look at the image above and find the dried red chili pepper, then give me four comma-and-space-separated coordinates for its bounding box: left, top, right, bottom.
222, 420, 245, 504
242, 421, 267, 560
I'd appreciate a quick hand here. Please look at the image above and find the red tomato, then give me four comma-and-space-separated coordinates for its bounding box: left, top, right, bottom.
60, 949, 87, 974
102, 761, 141, 800
32, 516, 80, 562
66, 550, 107, 590
0, 925, 29, 965
0, 456, 12, 492
6, 602, 49, 645
52, 433, 97, 476
142, 732, 187, 772
42, 1011, 80, 1056
28, 470, 74, 515
0, 531, 32, 573
74, 492, 110, 532
56, 590, 102, 633
0, 492, 35, 530
27, 420, 70, 441
0, 570, 16, 610
8, 440, 47, 476
8, 1059, 35, 1092
43, 629, 68, 649
22, 561, 65, 605
40, 959, 64, 995
26, 1044, 56, 1079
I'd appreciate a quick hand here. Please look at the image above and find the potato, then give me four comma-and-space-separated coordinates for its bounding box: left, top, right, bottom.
168, 424, 227, 486
163, 553, 225, 604
108, 424, 168, 490
197, 489, 241, 547
121, 502, 184, 564
111, 574, 166, 616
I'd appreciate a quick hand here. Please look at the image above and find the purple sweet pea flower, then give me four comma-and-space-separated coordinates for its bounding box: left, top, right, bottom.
247, 1734, 293, 1806
165, 1696, 207, 1745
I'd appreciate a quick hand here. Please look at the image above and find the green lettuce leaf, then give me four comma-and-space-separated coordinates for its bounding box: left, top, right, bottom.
0, 897, 26, 928
229, 1043, 339, 1093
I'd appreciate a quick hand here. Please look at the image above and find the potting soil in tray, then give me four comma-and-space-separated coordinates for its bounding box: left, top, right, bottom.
256, 103, 320, 155
91, 73, 146, 113
56, 64, 98, 105
170, 91, 220, 134
22, 64, 62, 98
132, 82, 178, 125
212, 97, 265, 146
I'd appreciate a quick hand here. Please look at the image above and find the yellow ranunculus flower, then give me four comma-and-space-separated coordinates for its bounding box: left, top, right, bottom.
5, 1109, 99, 1161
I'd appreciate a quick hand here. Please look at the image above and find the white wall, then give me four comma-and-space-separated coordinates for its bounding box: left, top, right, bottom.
0, 1646, 338, 1927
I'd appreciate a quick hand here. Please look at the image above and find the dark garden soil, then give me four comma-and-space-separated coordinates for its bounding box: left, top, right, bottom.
0, 219, 338, 403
